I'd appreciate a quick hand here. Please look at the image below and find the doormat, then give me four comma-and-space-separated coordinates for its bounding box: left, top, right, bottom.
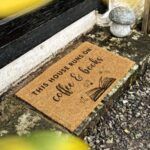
16, 42, 135, 132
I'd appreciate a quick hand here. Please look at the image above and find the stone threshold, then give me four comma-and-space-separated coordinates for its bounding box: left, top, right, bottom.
0, 25, 149, 136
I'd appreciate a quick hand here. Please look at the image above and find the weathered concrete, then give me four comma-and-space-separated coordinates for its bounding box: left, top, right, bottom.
0, 26, 149, 137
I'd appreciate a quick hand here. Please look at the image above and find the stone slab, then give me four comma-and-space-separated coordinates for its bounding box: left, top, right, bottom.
16, 42, 135, 132
85, 26, 150, 74
0, 26, 149, 137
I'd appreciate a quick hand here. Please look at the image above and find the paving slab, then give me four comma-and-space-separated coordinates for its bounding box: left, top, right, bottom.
0, 26, 149, 137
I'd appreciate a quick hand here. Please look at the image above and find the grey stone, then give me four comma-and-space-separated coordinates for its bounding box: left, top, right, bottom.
135, 133, 142, 139
109, 7, 135, 25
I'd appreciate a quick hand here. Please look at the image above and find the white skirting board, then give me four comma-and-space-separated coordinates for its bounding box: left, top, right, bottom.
0, 11, 98, 95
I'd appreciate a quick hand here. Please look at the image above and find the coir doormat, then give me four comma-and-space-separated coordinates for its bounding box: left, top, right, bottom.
16, 42, 135, 132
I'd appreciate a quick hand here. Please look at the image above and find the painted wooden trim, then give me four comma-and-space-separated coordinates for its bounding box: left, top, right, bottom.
0, 0, 100, 69
0, 11, 96, 95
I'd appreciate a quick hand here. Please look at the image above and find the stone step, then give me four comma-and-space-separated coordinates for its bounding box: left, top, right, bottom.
0, 25, 149, 137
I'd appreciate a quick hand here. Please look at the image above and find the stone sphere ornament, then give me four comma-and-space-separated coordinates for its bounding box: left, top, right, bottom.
109, 6, 136, 37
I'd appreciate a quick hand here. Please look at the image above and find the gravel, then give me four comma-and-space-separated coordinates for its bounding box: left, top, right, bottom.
84, 58, 150, 150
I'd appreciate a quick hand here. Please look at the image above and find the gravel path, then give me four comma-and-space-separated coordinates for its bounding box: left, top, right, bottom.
84, 58, 150, 150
